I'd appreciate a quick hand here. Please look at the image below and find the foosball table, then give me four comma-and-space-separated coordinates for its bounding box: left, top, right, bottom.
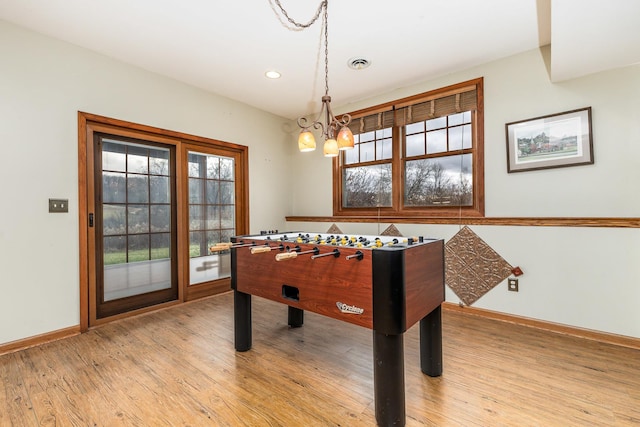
218, 232, 444, 427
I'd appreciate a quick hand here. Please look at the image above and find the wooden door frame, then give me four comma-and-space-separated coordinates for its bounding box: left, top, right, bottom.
180, 142, 246, 301
78, 112, 249, 331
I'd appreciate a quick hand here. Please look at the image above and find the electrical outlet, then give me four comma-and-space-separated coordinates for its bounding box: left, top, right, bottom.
507, 278, 519, 292
49, 198, 69, 213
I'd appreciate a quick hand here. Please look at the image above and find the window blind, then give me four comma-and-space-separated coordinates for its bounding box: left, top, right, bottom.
395, 89, 477, 126
347, 110, 395, 135
347, 87, 477, 133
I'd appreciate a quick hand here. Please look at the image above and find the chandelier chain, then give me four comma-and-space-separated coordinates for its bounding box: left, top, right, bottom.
323, 3, 329, 96
272, 0, 330, 96
272, 0, 326, 29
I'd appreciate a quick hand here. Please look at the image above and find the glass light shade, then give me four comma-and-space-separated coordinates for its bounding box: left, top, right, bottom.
298, 131, 316, 152
323, 138, 339, 157
337, 126, 354, 150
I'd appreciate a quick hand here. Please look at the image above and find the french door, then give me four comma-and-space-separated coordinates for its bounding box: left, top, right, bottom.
184, 148, 236, 300
93, 134, 178, 319
79, 112, 249, 329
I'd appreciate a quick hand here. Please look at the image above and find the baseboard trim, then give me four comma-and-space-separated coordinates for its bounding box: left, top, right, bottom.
0, 293, 231, 356
443, 302, 640, 351
0, 326, 81, 356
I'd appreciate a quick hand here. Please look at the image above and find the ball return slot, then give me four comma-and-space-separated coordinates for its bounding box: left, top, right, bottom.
281, 284, 299, 301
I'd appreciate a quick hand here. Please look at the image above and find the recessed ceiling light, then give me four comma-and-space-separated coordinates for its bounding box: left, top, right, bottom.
265, 70, 281, 79
348, 58, 371, 70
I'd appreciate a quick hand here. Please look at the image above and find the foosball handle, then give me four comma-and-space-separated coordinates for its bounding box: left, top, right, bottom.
250, 246, 272, 254
210, 242, 233, 252
275, 252, 298, 261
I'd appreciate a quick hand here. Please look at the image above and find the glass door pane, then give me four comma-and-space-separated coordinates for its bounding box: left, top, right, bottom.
96, 136, 177, 318
188, 151, 235, 285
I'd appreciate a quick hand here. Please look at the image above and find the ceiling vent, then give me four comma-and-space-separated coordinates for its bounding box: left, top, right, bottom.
348, 58, 371, 70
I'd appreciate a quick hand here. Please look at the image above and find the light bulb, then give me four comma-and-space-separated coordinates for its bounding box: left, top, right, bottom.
298, 131, 316, 152
323, 139, 338, 157
337, 126, 354, 150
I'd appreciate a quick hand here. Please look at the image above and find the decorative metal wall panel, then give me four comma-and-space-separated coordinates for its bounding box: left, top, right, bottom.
326, 223, 343, 234
445, 226, 513, 305
381, 224, 403, 237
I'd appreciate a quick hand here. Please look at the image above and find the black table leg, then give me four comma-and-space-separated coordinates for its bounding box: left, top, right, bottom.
234, 290, 252, 352
373, 331, 405, 427
420, 305, 443, 377
288, 306, 304, 328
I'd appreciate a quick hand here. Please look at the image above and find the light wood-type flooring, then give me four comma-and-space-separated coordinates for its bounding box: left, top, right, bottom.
1, 291, 639, 426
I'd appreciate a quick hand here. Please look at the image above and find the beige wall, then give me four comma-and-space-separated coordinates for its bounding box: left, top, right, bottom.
0, 20, 292, 345
1, 16, 638, 345
288, 47, 640, 339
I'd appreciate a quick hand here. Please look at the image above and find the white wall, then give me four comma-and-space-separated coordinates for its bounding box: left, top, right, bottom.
287, 47, 640, 339
0, 20, 292, 345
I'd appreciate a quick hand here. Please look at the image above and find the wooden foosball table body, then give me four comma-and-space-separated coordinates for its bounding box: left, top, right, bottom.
229, 232, 445, 427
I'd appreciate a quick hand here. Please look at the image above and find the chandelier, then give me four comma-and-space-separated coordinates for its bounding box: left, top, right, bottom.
273, 0, 355, 157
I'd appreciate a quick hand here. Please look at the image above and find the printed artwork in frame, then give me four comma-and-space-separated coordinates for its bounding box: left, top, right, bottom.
505, 107, 593, 173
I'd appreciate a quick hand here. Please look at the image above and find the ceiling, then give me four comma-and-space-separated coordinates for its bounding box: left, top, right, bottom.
1, 0, 639, 120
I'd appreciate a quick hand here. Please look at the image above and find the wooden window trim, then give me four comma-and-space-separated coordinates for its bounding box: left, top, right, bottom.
283, 216, 640, 229
333, 78, 484, 218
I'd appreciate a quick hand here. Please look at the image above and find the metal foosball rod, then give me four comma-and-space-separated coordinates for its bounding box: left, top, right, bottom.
310, 248, 340, 260
275, 247, 320, 261
345, 250, 364, 261
270, 234, 304, 243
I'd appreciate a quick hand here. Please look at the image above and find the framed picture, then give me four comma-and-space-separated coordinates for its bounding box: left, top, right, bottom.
505, 107, 593, 173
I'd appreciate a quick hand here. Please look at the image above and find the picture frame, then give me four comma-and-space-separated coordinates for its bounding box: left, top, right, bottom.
505, 107, 593, 173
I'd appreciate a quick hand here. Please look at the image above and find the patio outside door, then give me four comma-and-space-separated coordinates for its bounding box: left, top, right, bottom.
92, 134, 178, 319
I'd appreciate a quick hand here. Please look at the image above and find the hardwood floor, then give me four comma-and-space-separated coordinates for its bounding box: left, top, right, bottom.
1, 292, 639, 426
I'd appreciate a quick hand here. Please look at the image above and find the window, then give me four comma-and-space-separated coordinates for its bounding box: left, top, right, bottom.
343, 127, 393, 207
335, 78, 483, 218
